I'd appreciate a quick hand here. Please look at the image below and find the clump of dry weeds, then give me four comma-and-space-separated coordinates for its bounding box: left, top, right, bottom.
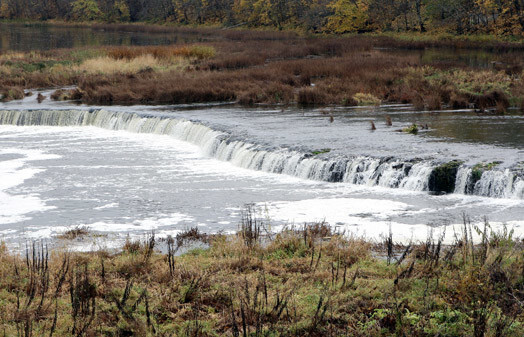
1, 30, 523, 111
1, 212, 521, 336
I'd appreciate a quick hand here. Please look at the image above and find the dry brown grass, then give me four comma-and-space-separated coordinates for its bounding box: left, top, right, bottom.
0, 51, 27, 60
106, 45, 216, 60
0, 218, 522, 336
0, 30, 522, 110
0, 87, 25, 102
70, 50, 419, 106
70, 48, 521, 109
73, 55, 189, 75
56, 226, 90, 240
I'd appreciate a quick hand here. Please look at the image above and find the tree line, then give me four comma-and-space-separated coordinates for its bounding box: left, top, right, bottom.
1, 0, 523, 35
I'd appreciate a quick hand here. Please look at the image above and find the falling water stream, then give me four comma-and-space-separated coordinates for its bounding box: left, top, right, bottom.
0, 93, 523, 249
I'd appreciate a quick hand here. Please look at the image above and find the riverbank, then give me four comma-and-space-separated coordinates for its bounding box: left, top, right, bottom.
1, 23, 523, 111
0, 218, 523, 336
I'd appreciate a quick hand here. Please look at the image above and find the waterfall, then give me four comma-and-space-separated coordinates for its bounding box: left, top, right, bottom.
473, 170, 523, 199
452, 166, 523, 199
0, 108, 521, 199
399, 163, 434, 191
454, 167, 471, 194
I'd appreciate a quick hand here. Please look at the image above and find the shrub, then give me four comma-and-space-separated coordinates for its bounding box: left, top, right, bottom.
0, 87, 24, 102
57, 226, 90, 239
297, 88, 327, 106
353, 92, 381, 105
174, 45, 216, 59
402, 124, 419, 134
107, 45, 216, 61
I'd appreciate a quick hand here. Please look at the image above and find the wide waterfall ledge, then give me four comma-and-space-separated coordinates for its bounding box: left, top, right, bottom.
0, 108, 522, 200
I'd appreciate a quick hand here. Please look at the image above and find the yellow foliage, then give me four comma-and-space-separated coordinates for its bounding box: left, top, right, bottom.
74, 55, 188, 75
0, 52, 28, 60
0, 1, 10, 18
353, 92, 381, 105
326, 0, 368, 33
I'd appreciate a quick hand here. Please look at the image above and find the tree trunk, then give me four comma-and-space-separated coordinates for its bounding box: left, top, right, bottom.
415, 0, 425, 32
513, 0, 524, 31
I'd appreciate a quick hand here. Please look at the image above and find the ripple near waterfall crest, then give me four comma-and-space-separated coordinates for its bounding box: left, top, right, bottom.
1, 108, 522, 199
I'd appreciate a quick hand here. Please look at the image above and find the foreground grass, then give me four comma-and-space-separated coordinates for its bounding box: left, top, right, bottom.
0, 215, 523, 336
1, 27, 523, 111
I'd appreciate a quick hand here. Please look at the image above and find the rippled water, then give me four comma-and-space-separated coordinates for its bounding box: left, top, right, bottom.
0, 23, 523, 249
0, 93, 523, 250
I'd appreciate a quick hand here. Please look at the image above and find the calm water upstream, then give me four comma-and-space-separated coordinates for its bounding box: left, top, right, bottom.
1, 23, 524, 66
0, 23, 215, 51
0, 24, 522, 250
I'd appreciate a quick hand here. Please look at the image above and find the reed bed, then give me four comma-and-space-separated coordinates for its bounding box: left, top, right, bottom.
0, 211, 522, 336
0, 30, 523, 111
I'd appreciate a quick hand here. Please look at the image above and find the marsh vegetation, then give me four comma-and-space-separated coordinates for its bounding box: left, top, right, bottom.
1, 28, 523, 111
1, 211, 523, 336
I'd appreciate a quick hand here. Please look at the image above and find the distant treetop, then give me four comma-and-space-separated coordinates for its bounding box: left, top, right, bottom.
0, 0, 523, 36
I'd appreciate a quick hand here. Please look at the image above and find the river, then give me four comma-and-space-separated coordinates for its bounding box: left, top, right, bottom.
0, 24, 523, 250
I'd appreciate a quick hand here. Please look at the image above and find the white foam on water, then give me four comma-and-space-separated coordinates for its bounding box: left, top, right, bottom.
133, 213, 196, 230
263, 198, 409, 224
94, 203, 119, 210
262, 198, 413, 240
261, 198, 524, 244
0, 147, 58, 224
79, 213, 194, 234
0, 229, 17, 236
0, 113, 522, 251
21, 212, 194, 240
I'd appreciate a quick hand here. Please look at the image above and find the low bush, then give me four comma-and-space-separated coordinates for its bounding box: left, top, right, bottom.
0, 217, 521, 336
1, 32, 523, 110
0, 86, 24, 102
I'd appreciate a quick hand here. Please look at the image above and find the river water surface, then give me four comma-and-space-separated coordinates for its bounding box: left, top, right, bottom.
0, 24, 523, 250
0, 93, 523, 250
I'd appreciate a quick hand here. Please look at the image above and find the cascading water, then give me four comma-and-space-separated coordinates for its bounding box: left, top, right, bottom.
453, 166, 524, 199
0, 108, 521, 199
454, 167, 471, 195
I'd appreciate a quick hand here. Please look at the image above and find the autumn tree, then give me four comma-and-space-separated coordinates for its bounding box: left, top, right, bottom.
413, 0, 425, 31
0, 0, 522, 35
326, 0, 368, 33
201, 0, 234, 24
110, 0, 130, 21
0, 0, 11, 18
301, 0, 334, 32
71, 0, 102, 20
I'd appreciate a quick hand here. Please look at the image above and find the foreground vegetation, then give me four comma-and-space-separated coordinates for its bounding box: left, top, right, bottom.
1, 28, 523, 111
1, 211, 523, 336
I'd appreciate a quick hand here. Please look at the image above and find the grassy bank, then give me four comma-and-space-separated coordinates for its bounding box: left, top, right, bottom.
1, 26, 524, 111
1, 215, 523, 336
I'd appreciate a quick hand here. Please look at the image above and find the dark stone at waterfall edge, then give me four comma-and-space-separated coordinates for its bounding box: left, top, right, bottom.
428, 160, 463, 194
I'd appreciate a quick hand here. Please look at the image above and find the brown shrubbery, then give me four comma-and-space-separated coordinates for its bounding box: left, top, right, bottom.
106, 45, 216, 60
1, 28, 522, 110
0, 86, 25, 102
71, 48, 520, 110
0, 214, 523, 336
